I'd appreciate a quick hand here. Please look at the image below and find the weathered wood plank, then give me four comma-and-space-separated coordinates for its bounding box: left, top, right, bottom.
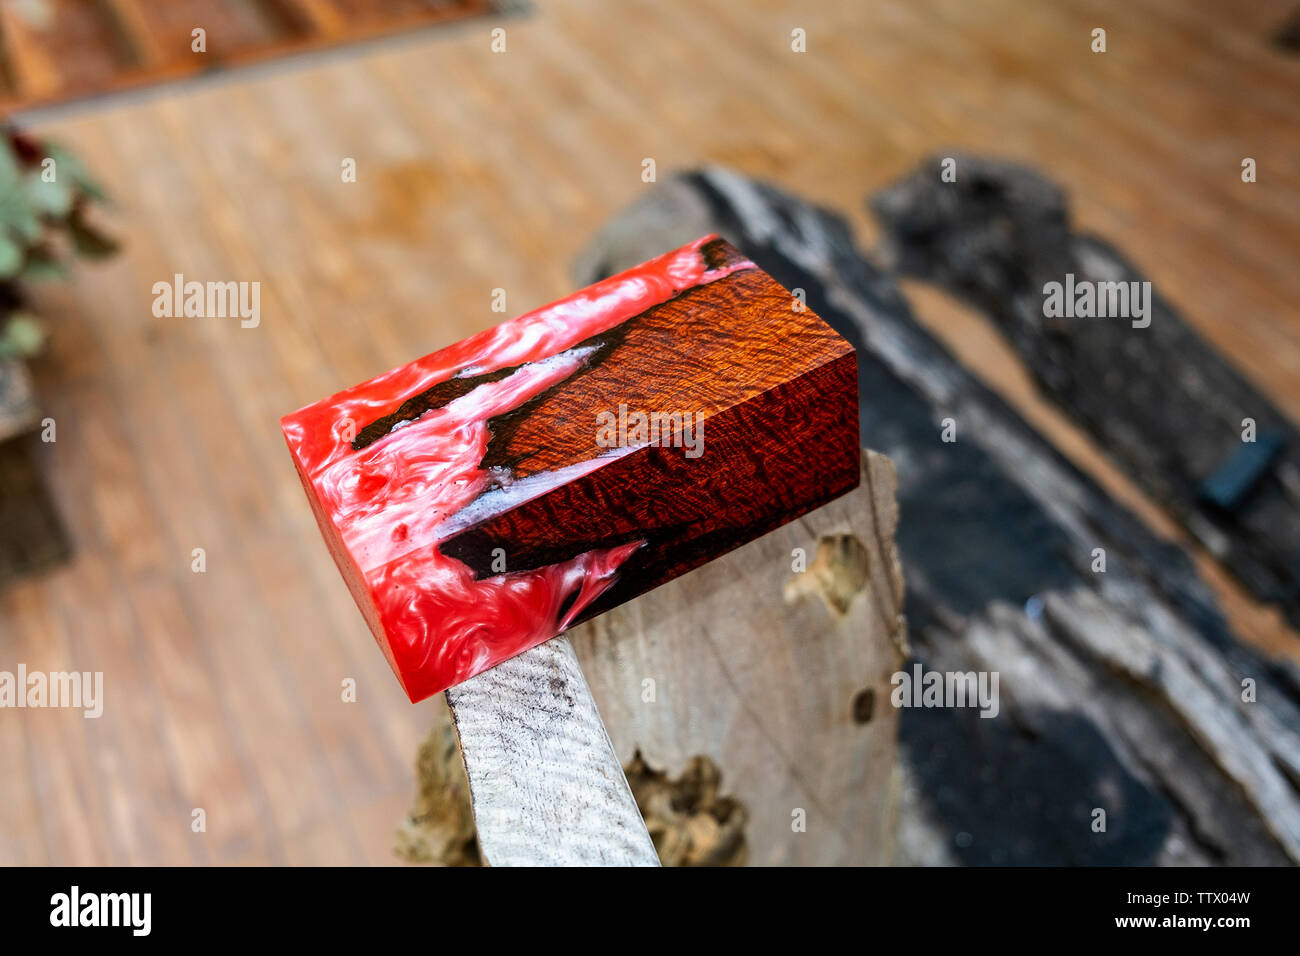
564, 452, 905, 866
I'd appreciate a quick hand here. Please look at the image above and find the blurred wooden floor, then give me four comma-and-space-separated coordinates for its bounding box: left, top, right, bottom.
3, 0, 1299, 864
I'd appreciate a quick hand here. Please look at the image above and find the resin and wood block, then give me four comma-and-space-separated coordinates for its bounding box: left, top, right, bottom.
282, 235, 859, 702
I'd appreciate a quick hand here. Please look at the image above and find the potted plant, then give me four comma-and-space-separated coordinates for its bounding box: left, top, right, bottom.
0, 126, 116, 439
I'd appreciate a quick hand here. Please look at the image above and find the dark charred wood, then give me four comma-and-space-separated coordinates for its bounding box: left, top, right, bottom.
577, 166, 1300, 865
870, 154, 1300, 632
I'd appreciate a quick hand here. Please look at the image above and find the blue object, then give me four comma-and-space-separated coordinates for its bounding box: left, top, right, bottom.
1199, 431, 1285, 511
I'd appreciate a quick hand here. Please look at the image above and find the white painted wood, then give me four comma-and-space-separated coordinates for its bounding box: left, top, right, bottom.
446, 634, 660, 866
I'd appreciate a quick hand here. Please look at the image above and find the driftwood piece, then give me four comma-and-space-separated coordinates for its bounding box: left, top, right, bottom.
562, 454, 905, 866
871, 155, 1300, 631
445, 634, 659, 867
436, 459, 904, 866
578, 167, 1300, 865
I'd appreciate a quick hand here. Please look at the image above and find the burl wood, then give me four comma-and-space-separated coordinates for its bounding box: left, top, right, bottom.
282, 236, 859, 702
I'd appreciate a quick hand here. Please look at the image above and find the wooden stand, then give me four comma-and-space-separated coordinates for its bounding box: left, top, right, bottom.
407, 452, 905, 866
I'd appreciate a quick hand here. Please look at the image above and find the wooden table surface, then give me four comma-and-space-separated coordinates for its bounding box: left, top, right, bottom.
3, 0, 1298, 864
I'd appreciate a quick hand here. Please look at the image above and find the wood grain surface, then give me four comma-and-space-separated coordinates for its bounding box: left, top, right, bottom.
446, 634, 659, 866
3, 0, 1297, 864
563, 451, 905, 866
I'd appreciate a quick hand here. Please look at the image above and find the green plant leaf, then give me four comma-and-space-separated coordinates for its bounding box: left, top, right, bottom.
0, 136, 20, 185
25, 171, 73, 217
0, 312, 47, 358
0, 137, 41, 242
0, 187, 41, 243
0, 233, 22, 279
44, 143, 109, 203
